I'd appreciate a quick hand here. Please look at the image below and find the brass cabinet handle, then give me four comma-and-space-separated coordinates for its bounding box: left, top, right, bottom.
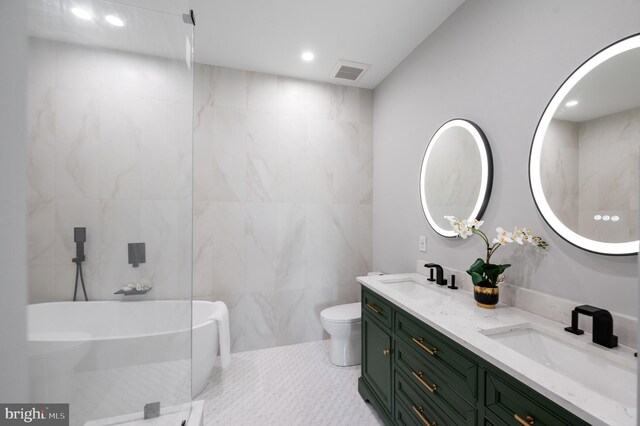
514, 414, 534, 425
411, 405, 436, 426
366, 303, 382, 314
411, 370, 437, 394
412, 337, 437, 356
383, 349, 391, 356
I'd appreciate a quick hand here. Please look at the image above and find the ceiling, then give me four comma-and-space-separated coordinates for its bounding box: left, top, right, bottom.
190, 0, 465, 89
27, 0, 464, 89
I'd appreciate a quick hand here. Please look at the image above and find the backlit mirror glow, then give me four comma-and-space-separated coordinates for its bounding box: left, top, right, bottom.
530, 34, 640, 255
420, 119, 493, 238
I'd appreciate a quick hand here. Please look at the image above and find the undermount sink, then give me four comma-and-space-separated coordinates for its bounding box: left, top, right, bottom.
378, 278, 453, 306
483, 324, 637, 407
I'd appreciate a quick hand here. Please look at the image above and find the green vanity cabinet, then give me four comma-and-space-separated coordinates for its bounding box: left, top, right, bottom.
358, 286, 592, 426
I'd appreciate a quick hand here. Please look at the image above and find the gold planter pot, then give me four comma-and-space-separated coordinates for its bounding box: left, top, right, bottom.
473, 286, 499, 309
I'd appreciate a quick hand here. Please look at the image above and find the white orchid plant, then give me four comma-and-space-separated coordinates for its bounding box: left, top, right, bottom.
446, 217, 549, 288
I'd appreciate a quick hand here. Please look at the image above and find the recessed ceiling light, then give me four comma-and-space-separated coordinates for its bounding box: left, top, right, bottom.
301, 51, 314, 62
105, 15, 124, 27
565, 100, 579, 107
71, 7, 92, 21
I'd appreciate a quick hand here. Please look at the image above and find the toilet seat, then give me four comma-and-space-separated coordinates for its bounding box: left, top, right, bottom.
320, 302, 361, 324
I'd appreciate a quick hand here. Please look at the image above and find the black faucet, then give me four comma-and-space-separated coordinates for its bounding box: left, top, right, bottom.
424, 263, 447, 286
564, 305, 618, 348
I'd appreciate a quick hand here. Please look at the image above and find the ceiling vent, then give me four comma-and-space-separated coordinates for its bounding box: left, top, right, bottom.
331, 60, 370, 83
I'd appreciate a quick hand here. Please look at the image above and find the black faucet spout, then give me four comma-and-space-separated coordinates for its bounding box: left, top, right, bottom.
424, 263, 447, 286
565, 305, 618, 348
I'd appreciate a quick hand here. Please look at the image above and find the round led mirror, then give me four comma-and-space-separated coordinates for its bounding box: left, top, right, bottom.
529, 34, 640, 255
420, 119, 493, 237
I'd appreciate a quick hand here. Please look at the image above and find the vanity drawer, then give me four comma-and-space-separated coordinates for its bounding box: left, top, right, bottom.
395, 340, 475, 424
395, 369, 454, 426
484, 371, 590, 426
395, 311, 477, 401
362, 287, 393, 330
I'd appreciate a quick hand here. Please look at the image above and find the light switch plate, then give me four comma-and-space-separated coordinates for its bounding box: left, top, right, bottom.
419, 235, 427, 252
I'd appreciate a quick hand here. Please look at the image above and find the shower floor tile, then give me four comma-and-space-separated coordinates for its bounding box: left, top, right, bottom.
195, 340, 383, 425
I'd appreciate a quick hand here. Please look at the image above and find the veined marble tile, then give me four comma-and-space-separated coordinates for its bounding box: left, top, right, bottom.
306, 81, 332, 120
245, 111, 278, 202
194, 63, 215, 107
306, 204, 358, 289
212, 66, 246, 110
28, 199, 55, 266
140, 200, 191, 299
166, 58, 193, 104
56, 42, 101, 92
220, 292, 276, 352
54, 198, 101, 266
359, 88, 374, 125
99, 199, 141, 264
193, 105, 216, 201
245, 203, 277, 293
276, 115, 307, 202
193, 199, 214, 298
211, 108, 247, 202
277, 76, 307, 117
99, 48, 169, 101
333, 282, 361, 305
304, 287, 333, 341
597, 140, 631, 211
274, 289, 306, 346
100, 94, 159, 199
358, 124, 374, 204
27, 85, 56, 201
211, 202, 245, 295
27, 38, 56, 88
55, 89, 100, 199
357, 205, 373, 276
329, 84, 359, 123
246, 71, 277, 113
306, 119, 359, 203
275, 203, 306, 291
141, 101, 192, 200
28, 265, 57, 303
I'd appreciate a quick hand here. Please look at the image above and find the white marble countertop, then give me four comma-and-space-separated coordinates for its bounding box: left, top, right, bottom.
357, 273, 637, 426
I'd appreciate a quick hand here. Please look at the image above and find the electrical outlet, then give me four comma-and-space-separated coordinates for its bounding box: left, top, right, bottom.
419, 235, 427, 252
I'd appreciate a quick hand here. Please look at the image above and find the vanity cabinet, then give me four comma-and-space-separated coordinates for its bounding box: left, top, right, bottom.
358, 287, 591, 426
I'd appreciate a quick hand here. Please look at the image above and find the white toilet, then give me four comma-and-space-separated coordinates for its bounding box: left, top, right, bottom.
320, 302, 361, 366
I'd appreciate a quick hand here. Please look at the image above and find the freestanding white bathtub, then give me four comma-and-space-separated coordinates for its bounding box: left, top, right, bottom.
28, 300, 219, 425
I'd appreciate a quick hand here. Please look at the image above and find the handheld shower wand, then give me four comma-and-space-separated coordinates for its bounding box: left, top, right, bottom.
73, 227, 89, 301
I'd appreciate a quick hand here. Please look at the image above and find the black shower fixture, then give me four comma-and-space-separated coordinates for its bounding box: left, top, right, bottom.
128, 242, 146, 268
73, 227, 89, 301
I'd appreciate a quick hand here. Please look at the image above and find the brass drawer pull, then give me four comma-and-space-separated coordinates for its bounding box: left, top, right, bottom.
366, 303, 382, 314
383, 348, 391, 356
514, 414, 534, 425
412, 337, 437, 356
411, 370, 437, 393
411, 405, 436, 426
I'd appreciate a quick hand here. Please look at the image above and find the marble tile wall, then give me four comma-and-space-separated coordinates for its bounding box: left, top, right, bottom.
542, 111, 639, 243
541, 119, 579, 231
26, 38, 193, 303
193, 65, 374, 352
577, 108, 640, 242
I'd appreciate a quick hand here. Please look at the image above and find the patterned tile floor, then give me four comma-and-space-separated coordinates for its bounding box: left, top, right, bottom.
195, 340, 384, 426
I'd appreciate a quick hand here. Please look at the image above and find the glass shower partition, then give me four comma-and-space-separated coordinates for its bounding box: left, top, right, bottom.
25, 0, 194, 424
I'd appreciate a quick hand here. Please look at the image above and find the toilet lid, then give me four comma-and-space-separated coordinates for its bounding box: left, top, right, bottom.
321, 303, 361, 323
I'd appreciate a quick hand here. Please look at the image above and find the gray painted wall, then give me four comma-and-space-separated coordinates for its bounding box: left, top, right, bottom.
373, 0, 640, 317
0, 0, 28, 402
